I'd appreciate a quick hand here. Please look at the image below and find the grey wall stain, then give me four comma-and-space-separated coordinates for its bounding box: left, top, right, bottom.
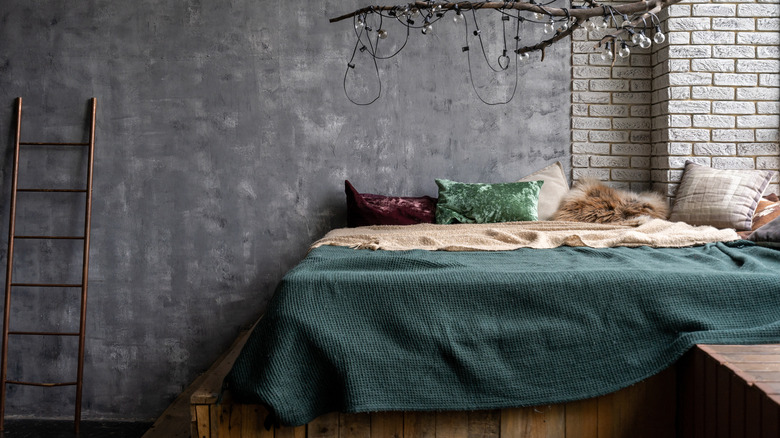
0, 0, 570, 420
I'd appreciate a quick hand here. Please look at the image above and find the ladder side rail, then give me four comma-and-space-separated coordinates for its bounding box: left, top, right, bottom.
0, 97, 23, 431
74, 97, 96, 434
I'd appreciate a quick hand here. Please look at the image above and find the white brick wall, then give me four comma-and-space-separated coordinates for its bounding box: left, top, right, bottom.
572, 0, 780, 198
570, 5, 654, 191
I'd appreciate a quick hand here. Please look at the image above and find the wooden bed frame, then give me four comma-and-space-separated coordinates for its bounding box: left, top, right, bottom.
188, 327, 680, 438
194, 373, 677, 438
176, 317, 780, 438
185, 332, 780, 438
181, 324, 780, 438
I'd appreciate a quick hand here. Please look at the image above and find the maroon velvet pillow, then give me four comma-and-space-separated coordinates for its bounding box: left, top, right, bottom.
345, 180, 437, 227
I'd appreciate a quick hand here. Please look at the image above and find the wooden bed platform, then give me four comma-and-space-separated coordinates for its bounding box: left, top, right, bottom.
176, 328, 779, 438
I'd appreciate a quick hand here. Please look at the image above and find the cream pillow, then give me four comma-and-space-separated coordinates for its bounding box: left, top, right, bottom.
669, 161, 773, 231
518, 161, 570, 221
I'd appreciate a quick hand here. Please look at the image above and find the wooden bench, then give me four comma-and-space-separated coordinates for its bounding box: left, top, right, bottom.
678, 344, 780, 437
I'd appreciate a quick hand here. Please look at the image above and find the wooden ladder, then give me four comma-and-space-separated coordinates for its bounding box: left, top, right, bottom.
0, 97, 97, 433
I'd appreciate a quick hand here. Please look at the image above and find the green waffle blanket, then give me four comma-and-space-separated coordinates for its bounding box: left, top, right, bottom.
224, 242, 780, 426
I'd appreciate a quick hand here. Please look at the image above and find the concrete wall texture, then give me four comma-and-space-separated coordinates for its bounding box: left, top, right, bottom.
0, 1, 570, 420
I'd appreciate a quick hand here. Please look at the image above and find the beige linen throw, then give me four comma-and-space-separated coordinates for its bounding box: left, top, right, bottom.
310, 219, 740, 251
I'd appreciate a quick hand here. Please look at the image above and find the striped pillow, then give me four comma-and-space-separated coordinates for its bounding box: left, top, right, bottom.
669, 161, 774, 231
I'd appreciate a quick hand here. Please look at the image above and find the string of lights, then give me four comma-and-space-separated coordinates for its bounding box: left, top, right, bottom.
332, 0, 682, 104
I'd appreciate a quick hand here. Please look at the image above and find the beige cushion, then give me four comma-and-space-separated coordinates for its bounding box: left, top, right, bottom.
518, 161, 570, 221
669, 161, 773, 231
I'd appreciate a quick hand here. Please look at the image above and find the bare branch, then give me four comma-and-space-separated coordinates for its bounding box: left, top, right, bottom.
329, 0, 683, 23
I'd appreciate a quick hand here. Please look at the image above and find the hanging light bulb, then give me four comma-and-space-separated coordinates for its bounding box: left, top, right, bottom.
600, 43, 613, 61
618, 42, 630, 58
543, 20, 555, 34
559, 19, 569, 32
639, 35, 651, 49
585, 20, 596, 31
519, 52, 530, 61
599, 17, 609, 29
653, 27, 666, 44
410, 8, 420, 17
355, 16, 365, 30
377, 29, 388, 39
534, 12, 545, 20
422, 22, 433, 34
631, 32, 641, 45
453, 10, 463, 23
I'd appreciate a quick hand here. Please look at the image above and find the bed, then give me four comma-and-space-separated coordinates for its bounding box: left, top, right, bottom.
222, 220, 780, 428
219, 163, 780, 436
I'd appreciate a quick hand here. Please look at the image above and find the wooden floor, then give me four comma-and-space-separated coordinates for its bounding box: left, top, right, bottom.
143, 328, 780, 438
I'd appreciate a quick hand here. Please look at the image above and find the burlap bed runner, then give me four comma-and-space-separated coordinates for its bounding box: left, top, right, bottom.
311, 218, 740, 251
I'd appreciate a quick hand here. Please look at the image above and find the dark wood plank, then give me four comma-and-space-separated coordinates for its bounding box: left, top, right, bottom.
340, 413, 371, 438
640, 367, 677, 438
308, 412, 340, 438
703, 352, 718, 438
729, 373, 745, 438
676, 350, 695, 438
693, 348, 706, 438
761, 394, 779, 438
716, 366, 731, 438
616, 380, 644, 438
746, 385, 762, 438
564, 398, 597, 438
371, 412, 403, 438
467, 410, 499, 438
404, 412, 436, 438
435, 411, 467, 438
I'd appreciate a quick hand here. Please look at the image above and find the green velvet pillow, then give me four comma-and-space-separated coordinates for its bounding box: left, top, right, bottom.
435, 179, 543, 224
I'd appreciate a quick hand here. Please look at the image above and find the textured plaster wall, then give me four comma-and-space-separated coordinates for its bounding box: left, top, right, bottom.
0, 1, 570, 420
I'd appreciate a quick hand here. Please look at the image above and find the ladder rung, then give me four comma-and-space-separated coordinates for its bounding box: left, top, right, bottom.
5, 380, 78, 387
8, 331, 80, 336
14, 235, 85, 240
17, 188, 87, 193
10, 283, 83, 288
19, 142, 89, 146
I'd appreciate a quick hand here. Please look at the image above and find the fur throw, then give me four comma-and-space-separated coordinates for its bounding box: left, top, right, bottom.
553, 180, 669, 223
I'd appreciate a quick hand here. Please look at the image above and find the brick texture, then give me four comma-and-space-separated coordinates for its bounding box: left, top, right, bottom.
571, 0, 780, 199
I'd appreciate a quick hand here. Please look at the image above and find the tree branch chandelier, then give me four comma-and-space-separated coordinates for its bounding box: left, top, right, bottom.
330, 0, 682, 104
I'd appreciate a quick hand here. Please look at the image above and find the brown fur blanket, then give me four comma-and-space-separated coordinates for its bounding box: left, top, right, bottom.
554, 180, 669, 223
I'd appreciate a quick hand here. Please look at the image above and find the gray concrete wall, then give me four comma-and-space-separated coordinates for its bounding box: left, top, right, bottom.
0, 1, 570, 420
